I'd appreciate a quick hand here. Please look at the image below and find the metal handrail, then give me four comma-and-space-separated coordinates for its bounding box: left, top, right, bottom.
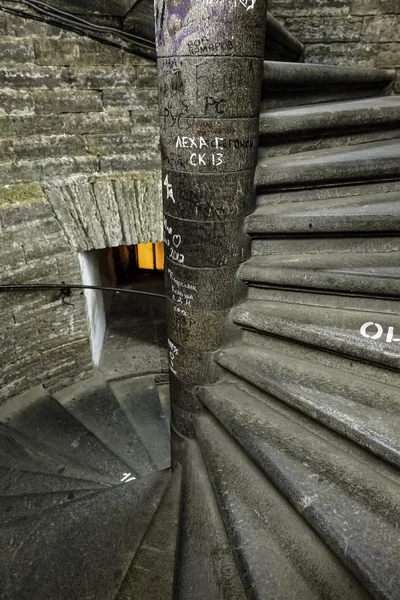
0, 283, 165, 299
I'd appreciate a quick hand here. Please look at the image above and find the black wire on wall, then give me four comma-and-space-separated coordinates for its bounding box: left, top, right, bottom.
0, 0, 156, 58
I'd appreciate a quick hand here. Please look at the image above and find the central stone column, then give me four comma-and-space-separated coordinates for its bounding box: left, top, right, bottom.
155, 0, 268, 439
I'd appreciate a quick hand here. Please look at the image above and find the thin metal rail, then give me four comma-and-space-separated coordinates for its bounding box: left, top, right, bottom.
0, 283, 166, 299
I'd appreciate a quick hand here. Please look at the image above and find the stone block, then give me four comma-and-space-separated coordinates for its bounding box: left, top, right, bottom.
34, 89, 103, 114
102, 88, 158, 112
0, 89, 34, 116
39, 156, 99, 180
0, 161, 42, 186
67, 66, 137, 89
303, 43, 379, 67
351, 0, 400, 14
284, 17, 363, 42
0, 117, 14, 137
12, 115, 66, 137
14, 134, 87, 160
137, 64, 158, 88
0, 255, 59, 284
23, 231, 71, 262
4, 13, 60, 37
64, 111, 131, 135
0, 66, 69, 89
85, 133, 157, 156
363, 15, 400, 42
376, 44, 400, 67
0, 181, 45, 208
34, 39, 123, 66
0, 38, 35, 63
0, 139, 15, 162
269, 0, 351, 16
99, 152, 160, 173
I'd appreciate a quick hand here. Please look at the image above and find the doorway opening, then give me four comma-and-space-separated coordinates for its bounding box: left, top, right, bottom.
78, 242, 167, 378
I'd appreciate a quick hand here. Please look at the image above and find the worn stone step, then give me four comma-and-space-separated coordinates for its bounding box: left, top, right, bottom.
195, 409, 370, 600
0, 471, 168, 600
116, 466, 181, 600
239, 253, 400, 297
215, 344, 400, 467
251, 235, 400, 259
0, 466, 106, 496
262, 61, 395, 109
247, 189, 400, 235
54, 373, 156, 477
173, 439, 246, 600
0, 418, 107, 484
0, 489, 95, 525
110, 376, 171, 472
256, 139, 400, 191
198, 383, 400, 599
232, 298, 400, 371
259, 96, 400, 155
0, 385, 133, 485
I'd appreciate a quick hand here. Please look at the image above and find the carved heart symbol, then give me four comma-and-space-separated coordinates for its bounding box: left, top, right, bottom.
173, 235, 182, 248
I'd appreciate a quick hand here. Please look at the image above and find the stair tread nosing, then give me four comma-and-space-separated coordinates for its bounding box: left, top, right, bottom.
259, 96, 400, 137
232, 298, 400, 371
215, 343, 400, 467
256, 139, 400, 189
248, 189, 400, 234
173, 439, 247, 600
195, 410, 370, 600
198, 383, 400, 599
239, 253, 400, 296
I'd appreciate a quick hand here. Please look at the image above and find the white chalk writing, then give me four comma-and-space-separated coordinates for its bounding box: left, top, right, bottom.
164, 174, 175, 203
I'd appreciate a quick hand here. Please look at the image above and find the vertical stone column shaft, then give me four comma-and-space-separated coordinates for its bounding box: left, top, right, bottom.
155, 0, 268, 438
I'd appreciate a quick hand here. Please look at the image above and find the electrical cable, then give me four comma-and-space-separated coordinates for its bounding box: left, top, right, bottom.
0, 0, 156, 54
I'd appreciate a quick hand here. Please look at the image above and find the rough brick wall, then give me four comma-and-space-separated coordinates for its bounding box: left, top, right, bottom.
0, 9, 161, 402
270, 0, 400, 90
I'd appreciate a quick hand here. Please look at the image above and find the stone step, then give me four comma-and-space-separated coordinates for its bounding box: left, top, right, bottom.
259, 96, 400, 156
54, 373, 156, 478
262, 61, 395, 109
172, 439, 246, 600
0, 466, 106, 496
195, 409, 371, 599
215, 344, 400, 467
110, 376, 171, 472
116, 466, 181, 600
0, 385, 132, 485
239, 253, 400, 297
198, 383, 400, 599
0, 489, 94, 525
231, 298, 400, 371
256, 139, 400, 191
0, 471, 168, 600
247, 189, 400, 235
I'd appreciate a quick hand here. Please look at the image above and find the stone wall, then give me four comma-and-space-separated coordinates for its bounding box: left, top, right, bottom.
0, 9, 161, 402
270, 0, 400, 90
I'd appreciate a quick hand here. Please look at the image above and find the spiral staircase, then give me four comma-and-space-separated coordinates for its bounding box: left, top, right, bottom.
1, 3, 400, 599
